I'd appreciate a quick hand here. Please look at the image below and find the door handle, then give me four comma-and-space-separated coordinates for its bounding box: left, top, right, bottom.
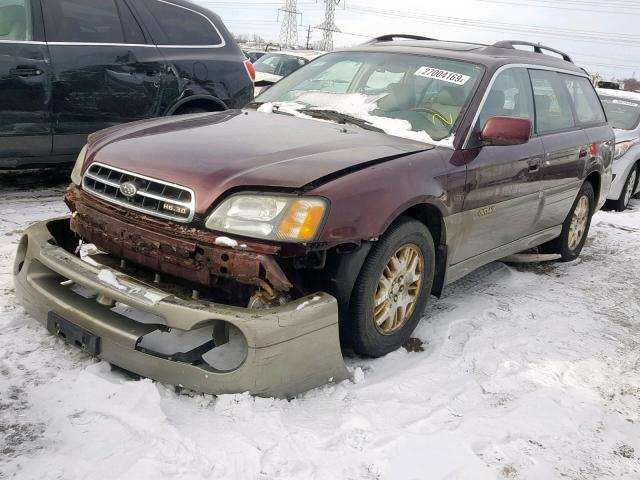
10, 66, 43, 77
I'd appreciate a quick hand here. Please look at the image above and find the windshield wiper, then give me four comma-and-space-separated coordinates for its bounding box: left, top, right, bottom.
298, 109, 384, 133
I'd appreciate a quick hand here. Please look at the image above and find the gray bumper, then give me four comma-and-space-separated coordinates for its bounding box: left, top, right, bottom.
13, 217, 350, 398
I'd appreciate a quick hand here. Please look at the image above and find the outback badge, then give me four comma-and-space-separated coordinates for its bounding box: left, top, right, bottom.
477, 206, 496, 217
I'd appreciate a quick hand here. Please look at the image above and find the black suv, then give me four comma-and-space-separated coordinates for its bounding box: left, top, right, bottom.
0, 0, 254, 168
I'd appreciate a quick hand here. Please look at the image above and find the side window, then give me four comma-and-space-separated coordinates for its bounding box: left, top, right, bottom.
256, 56, 282, 75
478, 67, 535, 130
43, 0, 125, 43
529, 70, 575, 133
143, 0, 222, 46
117, 0, 146, 45
562, 74, 606, 126
0, 0, 31, 41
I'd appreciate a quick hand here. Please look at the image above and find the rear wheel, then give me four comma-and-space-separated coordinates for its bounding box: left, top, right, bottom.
613, 165, 638, 212
539, 182, 594, 262
347, 218, 435, 357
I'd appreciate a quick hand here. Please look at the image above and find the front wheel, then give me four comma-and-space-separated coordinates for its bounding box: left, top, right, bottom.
347, 218, 435, 357
539, 182, 595, 262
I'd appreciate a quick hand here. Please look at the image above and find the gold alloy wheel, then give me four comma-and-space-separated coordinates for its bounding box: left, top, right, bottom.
568, 195, 590, 250
373, 244, 425, 335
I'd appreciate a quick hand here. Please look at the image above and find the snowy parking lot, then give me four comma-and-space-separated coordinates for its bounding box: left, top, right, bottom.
1, 172, 639, 480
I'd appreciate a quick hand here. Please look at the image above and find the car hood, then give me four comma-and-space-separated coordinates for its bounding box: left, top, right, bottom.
85, 110, 432, 214
613, 128, 638, 143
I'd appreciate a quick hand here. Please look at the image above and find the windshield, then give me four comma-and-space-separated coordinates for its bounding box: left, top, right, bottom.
253, 53, 307, 77
255, 51, 484, 143
600, 95, 640, 131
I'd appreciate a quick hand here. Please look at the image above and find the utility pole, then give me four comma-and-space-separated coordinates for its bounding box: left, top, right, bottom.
316, 0, 341, 51
306, 25, 312, 49
279, 0, 301, 49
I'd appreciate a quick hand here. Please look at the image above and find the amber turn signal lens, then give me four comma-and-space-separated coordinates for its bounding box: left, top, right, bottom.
277, 199, 327, 242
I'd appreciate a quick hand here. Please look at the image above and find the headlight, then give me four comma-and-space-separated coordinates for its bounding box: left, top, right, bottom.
614, 141, 634, 160
205, 194, 328, 242
70, 145, 88, 185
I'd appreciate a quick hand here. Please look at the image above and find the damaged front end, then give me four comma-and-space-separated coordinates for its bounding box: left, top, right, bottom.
13, 194, 350, 397
65, 186, 295, 308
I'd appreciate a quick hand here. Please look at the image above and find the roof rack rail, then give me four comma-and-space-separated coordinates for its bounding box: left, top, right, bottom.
364, 34, 437, 45
492, 40, 573, 63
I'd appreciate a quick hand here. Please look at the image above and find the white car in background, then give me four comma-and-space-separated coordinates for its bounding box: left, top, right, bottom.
598, 88, 640, 211
253, 50, 324, 95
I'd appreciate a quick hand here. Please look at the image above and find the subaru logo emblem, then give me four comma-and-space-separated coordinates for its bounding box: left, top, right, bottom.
119, 181, 138, 198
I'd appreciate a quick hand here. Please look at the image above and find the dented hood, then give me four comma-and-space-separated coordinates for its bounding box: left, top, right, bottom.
85, 109, 432, 214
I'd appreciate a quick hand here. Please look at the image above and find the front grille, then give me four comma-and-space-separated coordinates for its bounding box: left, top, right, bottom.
82, 163, 195, 223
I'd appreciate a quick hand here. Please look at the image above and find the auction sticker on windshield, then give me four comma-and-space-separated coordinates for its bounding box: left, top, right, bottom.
414, 66, 470, 85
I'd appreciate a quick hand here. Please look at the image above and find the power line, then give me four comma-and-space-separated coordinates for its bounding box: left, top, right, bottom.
344, 4, 640, 46
477, 0, 640, 15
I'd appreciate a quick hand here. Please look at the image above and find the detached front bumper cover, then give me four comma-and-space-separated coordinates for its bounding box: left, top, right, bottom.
13, 217, 350, 398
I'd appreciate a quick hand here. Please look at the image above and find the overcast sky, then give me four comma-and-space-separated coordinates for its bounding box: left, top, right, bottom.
195, 0, 639, 80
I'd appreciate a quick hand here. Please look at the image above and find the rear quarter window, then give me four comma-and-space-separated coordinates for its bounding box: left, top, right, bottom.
143, 0, 223, 46
562, 74, 606, 126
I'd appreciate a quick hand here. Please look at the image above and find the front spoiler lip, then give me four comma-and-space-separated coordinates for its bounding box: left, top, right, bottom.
13, 216, 350, 397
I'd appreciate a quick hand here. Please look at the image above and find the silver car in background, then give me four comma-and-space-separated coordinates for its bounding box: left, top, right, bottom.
598, 88, 640, 211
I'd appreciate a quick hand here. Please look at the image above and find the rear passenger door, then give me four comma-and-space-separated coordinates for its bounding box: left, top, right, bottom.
132, 0, 252, 110
529, 69, 590, 230
41, 0, 166, 155
0, 0, 51, 161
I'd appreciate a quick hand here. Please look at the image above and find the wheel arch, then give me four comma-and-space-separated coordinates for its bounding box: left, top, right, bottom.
166, 95, 228, 115
584, 170, 601, 210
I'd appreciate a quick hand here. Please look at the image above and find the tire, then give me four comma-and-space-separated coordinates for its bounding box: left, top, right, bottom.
539, 182, 595, 262
173, 106, 209, 115
612, 165, 638, 212
347, 217, 435, 357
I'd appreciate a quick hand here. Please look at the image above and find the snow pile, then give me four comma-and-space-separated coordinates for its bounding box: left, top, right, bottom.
1, 181, 640, 479
258, 93, 455, 148
214, 236, 239, 248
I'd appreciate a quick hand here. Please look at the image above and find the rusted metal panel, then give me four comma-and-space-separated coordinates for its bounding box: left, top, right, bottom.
66, 187, 292, 293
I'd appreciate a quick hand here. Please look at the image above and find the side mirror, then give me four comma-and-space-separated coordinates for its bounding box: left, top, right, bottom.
480, 116, 531, 146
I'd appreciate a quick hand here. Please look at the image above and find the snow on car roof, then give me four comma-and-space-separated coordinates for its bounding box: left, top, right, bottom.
263, 50, 325, 60
597, 88, 640, 102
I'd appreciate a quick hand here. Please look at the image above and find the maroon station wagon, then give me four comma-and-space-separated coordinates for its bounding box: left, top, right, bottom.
14, 36, 614, 397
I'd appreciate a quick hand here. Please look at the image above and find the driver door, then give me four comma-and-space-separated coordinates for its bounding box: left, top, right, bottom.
450, 67, 544, 264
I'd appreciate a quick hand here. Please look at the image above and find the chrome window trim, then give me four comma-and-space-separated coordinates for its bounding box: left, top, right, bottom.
1, 0, 225, 49
0, 40, 46, 45
82, 162, 196, 223
462, 63, 590, 150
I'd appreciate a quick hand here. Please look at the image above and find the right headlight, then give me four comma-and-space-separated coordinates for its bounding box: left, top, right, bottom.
205, 194, 328, 243
70, 145, 88, 185
614, 140, 634, 160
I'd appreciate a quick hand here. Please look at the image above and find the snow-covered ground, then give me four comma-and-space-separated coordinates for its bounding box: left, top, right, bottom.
1, 173, 639, 480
